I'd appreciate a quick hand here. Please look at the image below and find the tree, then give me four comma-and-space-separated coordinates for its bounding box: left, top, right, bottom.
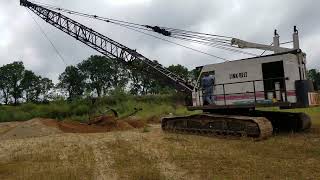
0, 62, 25, 104
308, 69, 320, 89
149, 64, 190, 94
0, 66, 10, 104
79, 55, 129, 96
109, 58, 129, 90
20, 70, 54, 103
167, 64, 189, 82
21, 70, 40, 102
39, 77, 54, 102
189, 68, 202, 82
128, 62, 193, 95
128, 60, 155, 95
58, 66, 86, 100
78, 55, 112, 97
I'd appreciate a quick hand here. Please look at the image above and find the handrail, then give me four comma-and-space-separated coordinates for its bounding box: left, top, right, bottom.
198, 77, 290, 106
213, 77, 289, 87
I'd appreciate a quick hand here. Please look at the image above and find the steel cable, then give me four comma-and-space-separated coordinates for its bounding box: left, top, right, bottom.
29, 1, 257, 58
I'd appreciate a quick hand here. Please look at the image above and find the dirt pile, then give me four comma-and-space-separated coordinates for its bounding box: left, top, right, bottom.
0, 118, 62, 140
54, 115, 146, 133
146, 116, 161, 124
0, 117, 147, 140
125, 116, 147, 128
54, 120, 135, 133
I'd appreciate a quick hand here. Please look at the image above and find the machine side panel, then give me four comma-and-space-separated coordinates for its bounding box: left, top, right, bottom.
193, 53, 300, 107
283, 55, 300, 103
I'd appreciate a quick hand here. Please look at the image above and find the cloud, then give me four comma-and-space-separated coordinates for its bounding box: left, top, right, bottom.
0, 0, 319, 83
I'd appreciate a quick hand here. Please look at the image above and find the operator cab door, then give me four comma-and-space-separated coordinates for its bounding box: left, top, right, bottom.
262, 61, 285, 101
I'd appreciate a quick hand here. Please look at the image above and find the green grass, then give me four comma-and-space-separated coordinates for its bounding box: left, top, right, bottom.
0, 93, 195, 123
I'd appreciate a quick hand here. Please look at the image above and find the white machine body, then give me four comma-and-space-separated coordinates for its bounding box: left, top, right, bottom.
192, 51, 308, 107
192, 26, 320, 108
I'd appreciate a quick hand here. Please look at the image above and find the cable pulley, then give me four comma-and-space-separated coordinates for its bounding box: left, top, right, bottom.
145, 25, 172, 36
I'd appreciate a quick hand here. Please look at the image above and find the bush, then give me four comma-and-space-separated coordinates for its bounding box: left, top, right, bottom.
0, 110, 12, 122
47, 103, 70, 120
19, 103, 38, 112
0, 92, 191, 122
12, 111, 33, 122
68, 115, 89, 123
70, 104, 90, 116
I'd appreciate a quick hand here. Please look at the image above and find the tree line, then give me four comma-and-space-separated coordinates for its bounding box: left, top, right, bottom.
0, 62, 53, 105
307, 69, 320, 90
57, 55, 200, 100
0, 56, 198, 105
3, 55, 318, 105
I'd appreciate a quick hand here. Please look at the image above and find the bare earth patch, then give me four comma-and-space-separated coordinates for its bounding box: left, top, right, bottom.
0, 119, 62, 140
0, 119, 320, 179
0, 117, 147, 141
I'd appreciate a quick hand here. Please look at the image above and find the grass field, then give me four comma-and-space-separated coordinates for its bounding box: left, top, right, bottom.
0, 99, 319, 179
0, 93, 195, 123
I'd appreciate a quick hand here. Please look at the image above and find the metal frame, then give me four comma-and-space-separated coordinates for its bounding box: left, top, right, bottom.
197, 77, 290, 107
20, 0, 194, 93
188, 102, 292, 111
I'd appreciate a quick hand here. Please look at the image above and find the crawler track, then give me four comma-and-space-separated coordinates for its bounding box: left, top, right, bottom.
161, 114, 273, 140
251, 111, 312, 132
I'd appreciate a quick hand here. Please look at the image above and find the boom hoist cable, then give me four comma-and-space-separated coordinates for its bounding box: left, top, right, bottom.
26, 8, 68, 66
28, 1, 259, 57
20, 0, 195, 94
29, 1, 228, 60
120, 25, 229, 61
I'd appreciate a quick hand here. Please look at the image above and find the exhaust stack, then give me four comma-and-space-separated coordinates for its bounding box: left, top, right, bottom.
273, 30, 280, 53
293, 26, 300, 49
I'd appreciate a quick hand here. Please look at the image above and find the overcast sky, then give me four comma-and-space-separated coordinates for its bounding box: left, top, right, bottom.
0, 0, 319, 83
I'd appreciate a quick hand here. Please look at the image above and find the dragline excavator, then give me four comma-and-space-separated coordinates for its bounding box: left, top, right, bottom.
21, 0, 317, 140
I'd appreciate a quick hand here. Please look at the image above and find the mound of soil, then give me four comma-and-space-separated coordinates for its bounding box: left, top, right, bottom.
124, 117, 146, 128
0, 117, 147, 140
146, 116, 161, 124
56, 120, 134, 133
0, 118, 62, 140
58, 121, 114, 133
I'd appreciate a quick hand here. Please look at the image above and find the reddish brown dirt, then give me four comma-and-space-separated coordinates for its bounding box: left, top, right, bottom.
88, 115, 116, 125
124, 117, 146, 128
58, 121, 111, 133
42, 119, 60, 128
146, 116, 161, 124
41, 117, 146, 134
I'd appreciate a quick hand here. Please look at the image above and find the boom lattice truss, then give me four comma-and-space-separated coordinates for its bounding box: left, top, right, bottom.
20, 0, 194, 93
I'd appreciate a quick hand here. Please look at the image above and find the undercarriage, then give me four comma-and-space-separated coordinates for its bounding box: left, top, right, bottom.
161, 110, 311, 140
